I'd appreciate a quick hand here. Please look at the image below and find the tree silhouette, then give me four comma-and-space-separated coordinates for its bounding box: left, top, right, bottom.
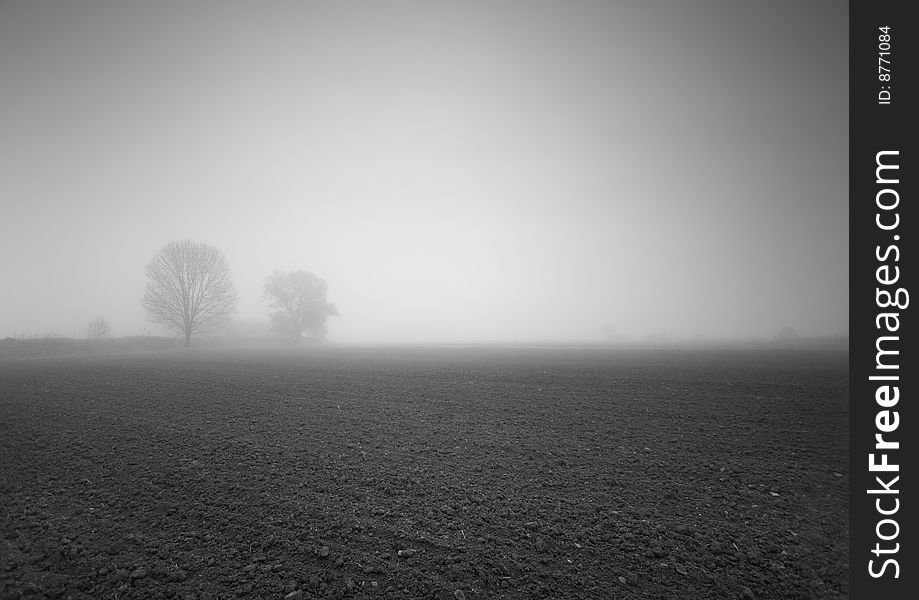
263, 270, 338, 341
142, 240, 237, 346
86, 316, 111, 340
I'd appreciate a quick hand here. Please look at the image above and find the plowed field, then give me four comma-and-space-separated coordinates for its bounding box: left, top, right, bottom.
0, 347, 848, 599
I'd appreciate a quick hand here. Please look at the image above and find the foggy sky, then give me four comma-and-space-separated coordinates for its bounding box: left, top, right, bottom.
0, 0, 847, 343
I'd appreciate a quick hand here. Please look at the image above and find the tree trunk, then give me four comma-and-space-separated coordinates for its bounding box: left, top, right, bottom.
184, 330, 191, 347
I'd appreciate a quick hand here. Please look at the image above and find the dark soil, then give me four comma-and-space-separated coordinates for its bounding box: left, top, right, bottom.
0, 346, 848, 599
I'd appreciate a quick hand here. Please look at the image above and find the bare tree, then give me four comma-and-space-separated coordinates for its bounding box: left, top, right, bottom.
86, 316, 111, 340
142, 240, 238, 346
263, 270, 338, 341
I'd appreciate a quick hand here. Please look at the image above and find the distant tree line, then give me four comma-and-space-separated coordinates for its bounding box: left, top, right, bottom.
139, 239, 337, 346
